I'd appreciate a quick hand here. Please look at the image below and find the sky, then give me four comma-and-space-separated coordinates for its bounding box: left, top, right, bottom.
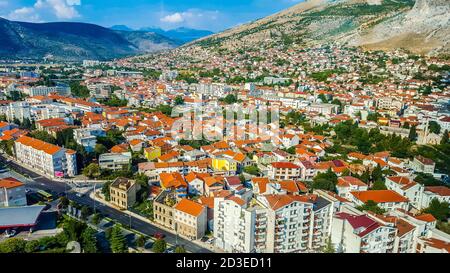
0, 0, 304, 32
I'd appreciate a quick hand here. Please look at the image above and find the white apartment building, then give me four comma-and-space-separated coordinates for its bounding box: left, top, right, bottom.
214, 196, 258, 253
15, 136, 77, 177
267, 162, 301, 180
255, 194, 332, 253
23, 85, 71, 97
336, 176, 368, 200
411, 155, 436, 174
332, 212, 397, 253
73, 127, 105, 153
385, 176, 424, 210
377, 97, 403, 111
421, 186, 450, 209
306, 103, 339, 115
99, 152, 132, 171
6, 102, 31, 122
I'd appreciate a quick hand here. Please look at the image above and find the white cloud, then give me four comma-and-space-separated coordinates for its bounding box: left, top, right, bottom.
160, 9, 220, 26
36, 0, 81, 19
5, 0, 81, 22
6, 7, 41, 22
161, 12, 184, 23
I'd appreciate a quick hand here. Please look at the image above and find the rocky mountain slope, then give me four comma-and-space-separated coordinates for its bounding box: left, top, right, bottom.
0, 18, 179, 61
189, 0, 449, 56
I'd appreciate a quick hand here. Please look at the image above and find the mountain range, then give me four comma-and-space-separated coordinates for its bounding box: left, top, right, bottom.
0, 18, 180, 61
110, 25, 214, 44
190, 0, 449, 56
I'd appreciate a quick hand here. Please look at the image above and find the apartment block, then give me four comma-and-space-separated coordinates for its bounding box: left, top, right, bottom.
15, 136, 77, 177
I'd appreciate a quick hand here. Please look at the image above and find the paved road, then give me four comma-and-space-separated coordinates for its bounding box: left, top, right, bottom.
0, 155, 212, 253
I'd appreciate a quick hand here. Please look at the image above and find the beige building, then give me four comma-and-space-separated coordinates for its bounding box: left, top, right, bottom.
174, 198, 207, 240
153, 190, 176, 229
109, 177, 139, 209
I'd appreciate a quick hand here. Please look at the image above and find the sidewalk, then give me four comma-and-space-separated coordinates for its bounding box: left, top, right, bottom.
90, 190, 224, 253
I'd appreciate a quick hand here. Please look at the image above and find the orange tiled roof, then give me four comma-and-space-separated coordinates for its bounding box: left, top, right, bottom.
0, 177, 24, 189
174, 198, 204, 217
16, 136, 62, 155
350, 190, 409, 203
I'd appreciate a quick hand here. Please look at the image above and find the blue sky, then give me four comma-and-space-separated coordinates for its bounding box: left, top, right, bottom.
0, 0, 304, 32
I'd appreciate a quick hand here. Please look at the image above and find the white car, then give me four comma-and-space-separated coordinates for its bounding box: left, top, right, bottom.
4, 229, 17, 238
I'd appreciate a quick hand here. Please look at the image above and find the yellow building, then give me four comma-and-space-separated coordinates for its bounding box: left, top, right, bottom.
144, 146, 161, 161
211, 157, 237, 172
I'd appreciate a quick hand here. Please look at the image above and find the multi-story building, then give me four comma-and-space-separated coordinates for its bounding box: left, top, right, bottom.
255, 194, 332, 253
331, 212, 397, 253
153, 190, 177, 229
23, 85, 71, 97
411, 155, 436, 174
0, 177, 27, 207
421, 186, 450, 208
99, 152, 131, 171
73, 127, 105, 153
174, 198, 207, 240
267, 162, 301, 180
214, 196, 258, 253
6, 102, 31, 123
385, 176, 424, 210
109, 177, 139, 209
336, 176, 368, 200
15, 136, 77, 177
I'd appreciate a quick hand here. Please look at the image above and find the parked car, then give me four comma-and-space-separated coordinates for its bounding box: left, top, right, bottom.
4, 229, 17, 238
152, 232, 166, 239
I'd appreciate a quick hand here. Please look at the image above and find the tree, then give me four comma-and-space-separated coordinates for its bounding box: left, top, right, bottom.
322, 238, 335, 253
371, 164, 383, 183
409, 126, 418, 141
312, 178, 336, 192
0, 238, 27, 253
92, 213, 102, 225
243, 165, 260, 176
62, 218, 87, 242
357, 200, 386, 215
59, 196, 69, 209
152, 239, 167, 253
29, 130, 56, 144
220, 94, 238, 104
109, 225, 127, 253
428, 121, 441, 134
371, 180, 387, 190
441, 130, 449, 145
174, 96, 184, 105
80, 206, 91, 221
81, 227, 98, 253
94, 144, 108, 156
175, 245, 186, 253
318, 93, 328, 103
70, 81, 90, 98
136, 235, 146, 248
83, 163, 101, 179
25, 240, 40, 253
423, 199, 450, 221
286, 146, 296, 155
313, 168, 338, 191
